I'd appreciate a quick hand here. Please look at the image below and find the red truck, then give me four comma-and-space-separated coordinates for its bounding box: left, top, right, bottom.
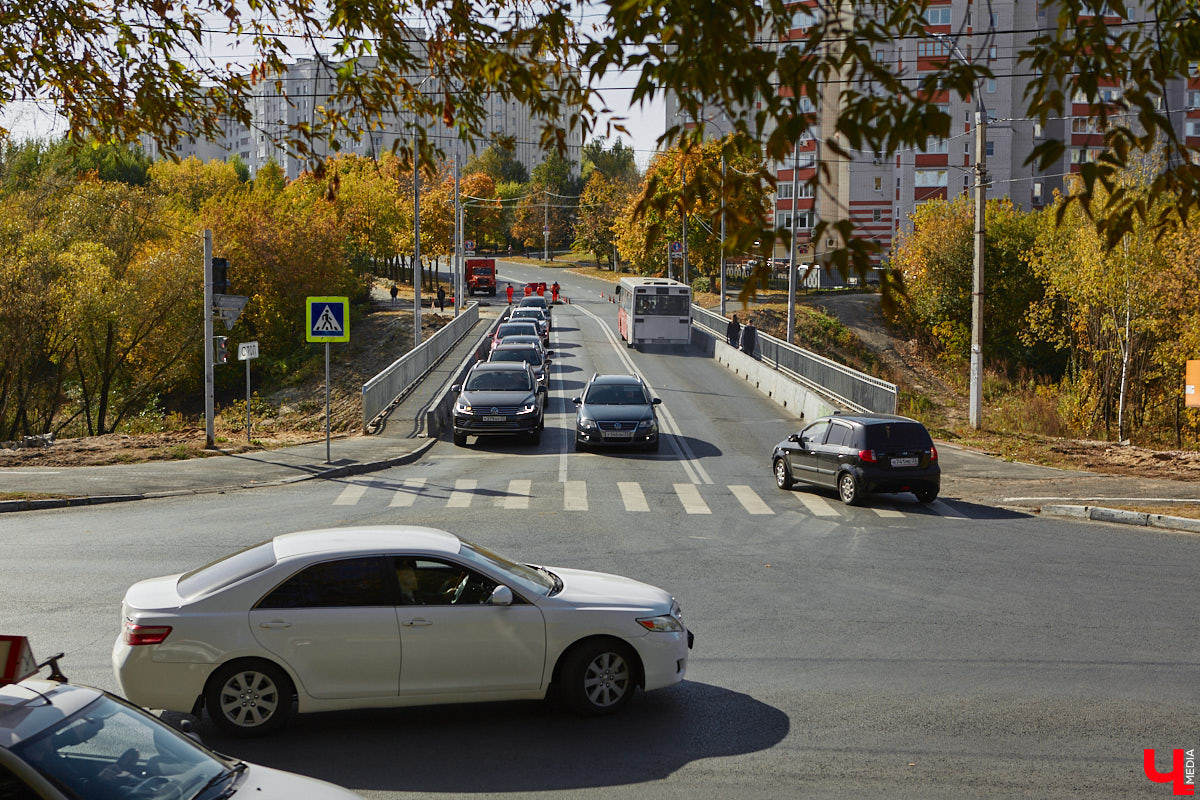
465, 258, 497, 296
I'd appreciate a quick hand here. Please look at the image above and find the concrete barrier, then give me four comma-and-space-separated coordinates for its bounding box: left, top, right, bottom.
424, 317, 503, 438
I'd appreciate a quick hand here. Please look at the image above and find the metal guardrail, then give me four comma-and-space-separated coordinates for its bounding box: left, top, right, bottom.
692, 304, 898, 414
362, 302, 481, 430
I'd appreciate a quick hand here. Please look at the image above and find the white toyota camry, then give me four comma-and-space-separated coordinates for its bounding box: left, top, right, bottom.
113, 526, 692, 736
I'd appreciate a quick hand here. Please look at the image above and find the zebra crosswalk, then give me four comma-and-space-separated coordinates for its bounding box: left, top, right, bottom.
330, 478, 967, 520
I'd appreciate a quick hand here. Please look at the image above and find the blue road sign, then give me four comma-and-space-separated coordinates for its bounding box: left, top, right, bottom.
306, 297, 350, 343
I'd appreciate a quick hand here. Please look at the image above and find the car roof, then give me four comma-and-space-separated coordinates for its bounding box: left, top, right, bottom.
471, 361, 529, 373
819, 412, 923, 426
497, 321, 538, 330
589, 374, 644, 386
272, 526, 462, 561
1, 680, 102, 747
492, 342, 539, 352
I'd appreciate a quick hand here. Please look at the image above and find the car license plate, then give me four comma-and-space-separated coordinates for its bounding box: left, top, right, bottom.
891, 457, 919, 468
603, 430, 634, 439
483, 415, 506, 422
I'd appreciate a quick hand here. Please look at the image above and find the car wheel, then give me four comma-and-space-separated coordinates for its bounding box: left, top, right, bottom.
559, 640, 637, 716
453, 431, 468, 447
773, 458, 793, 490
837, 471, 862, 506
205, 661, 294, 737
915, 489, 938, 503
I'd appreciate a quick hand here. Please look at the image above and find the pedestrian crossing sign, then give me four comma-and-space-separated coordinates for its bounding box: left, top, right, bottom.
306, 297, 350, 343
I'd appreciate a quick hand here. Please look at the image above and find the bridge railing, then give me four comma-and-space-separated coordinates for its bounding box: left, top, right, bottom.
362, 302, 480, 430
691, 304, 897, 414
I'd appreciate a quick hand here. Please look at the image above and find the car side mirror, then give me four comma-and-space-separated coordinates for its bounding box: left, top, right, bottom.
451, 384, 462, 393
489, 585, 514, 606
572, 397, 582, 405
788, 433, 800, 442
652, 398, 662, 405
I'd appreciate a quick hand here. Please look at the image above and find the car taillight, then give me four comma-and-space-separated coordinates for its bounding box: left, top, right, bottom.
930, 445, 938, 461
124, 621, 172, 646
858, 449, 877, 463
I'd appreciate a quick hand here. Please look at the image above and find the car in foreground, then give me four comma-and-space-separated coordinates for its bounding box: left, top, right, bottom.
2, 638, 359, 798
771, 412, 940, 504
488, 321, 542, 354
573, 373, 662, 452
112, 526, 692, 737
488, 341, 552, 389
450, 361, 546, 446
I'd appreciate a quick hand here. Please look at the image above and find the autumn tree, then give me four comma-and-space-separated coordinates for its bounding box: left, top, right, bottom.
574, 171, 633, 268
512, 153, 579, 252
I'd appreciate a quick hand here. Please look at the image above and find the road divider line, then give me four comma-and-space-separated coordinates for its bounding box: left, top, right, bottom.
729, 485, 775, 515
618, 481, 649, 512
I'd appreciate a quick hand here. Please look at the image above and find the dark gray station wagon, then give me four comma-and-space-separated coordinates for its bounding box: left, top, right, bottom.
771, 413, 940, 505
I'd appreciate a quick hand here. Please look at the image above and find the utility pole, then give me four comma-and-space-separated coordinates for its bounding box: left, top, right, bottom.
720, 151, 727, 318
969, 108, 987, 430
413, 135, 423, 346
203, 230, 215, 449
453, 150, 462, 315
786, 139, 801, 345
681, 162, 689, 286
543, 191, 549, 262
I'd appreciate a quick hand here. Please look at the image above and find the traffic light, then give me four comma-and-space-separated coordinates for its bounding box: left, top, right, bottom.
214, 336, 229, 365
212, 257, 230, 295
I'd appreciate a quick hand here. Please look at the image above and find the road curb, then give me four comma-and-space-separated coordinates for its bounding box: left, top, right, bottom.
0, 438, 437, 514
1040, 504, 1200, 533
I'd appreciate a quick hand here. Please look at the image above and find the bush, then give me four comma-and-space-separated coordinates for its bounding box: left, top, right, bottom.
691, 275, 712, 294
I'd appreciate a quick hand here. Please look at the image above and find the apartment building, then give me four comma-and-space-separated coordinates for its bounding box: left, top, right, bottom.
669, 0, 1197, 280
142, 53, 579, 181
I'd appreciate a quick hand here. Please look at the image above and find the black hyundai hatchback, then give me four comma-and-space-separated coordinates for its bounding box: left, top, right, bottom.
771, 413, 939, 505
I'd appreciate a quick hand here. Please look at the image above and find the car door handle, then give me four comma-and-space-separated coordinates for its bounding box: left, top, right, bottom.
402, 619, 433, 627
258, 621, 292, 629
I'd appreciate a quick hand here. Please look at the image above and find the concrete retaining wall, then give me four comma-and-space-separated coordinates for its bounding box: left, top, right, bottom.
424, 318, 503, 438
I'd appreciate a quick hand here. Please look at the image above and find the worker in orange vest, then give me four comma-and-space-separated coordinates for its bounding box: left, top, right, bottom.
551, 282, 560, 303
537, 283, 545, 297
506, 283, 514, 304
524, 284, 533, 297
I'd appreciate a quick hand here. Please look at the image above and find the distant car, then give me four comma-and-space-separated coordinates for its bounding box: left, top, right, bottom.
489, 341, 552, 389
450, 361, 546, 446
573, 373, 662, 452
500, 334, 549, 360
771, 413, 940, 505
488, 321, 542, 354
112, 526, 692, 736
510, 306, 551, 334
2, 644, 359, 798
517, 295, 552, 316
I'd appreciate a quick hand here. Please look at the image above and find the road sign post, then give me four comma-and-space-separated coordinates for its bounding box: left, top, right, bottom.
238, 341, 259, 443
306, 297, 350, 463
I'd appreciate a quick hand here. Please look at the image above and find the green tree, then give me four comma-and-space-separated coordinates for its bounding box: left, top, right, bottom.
581, 137, 639, 184
573, 171, 633, 267
465, 145, 529, 185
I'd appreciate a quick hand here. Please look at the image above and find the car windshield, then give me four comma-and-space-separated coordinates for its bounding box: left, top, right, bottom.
465, 370, 533, 392
456, 539, 556, 596
177, 541, 276, 600
11, 693, 229, 800
491, 349, 542, 366
585, 384, 648, 405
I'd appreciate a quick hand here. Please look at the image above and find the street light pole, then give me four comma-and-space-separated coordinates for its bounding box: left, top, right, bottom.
786, 138, 801, 345
719, 150, 727, 318
413, 133, 423, 346
970, 109, 987, 429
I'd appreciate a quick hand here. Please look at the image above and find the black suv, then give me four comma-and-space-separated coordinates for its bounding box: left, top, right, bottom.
452, 362, 546, 446
573, 374, 661, 452
771, 413, 939, 504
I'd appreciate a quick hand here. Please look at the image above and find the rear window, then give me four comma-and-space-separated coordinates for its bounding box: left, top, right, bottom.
498, 323, 538, 336
177, 541, 276, 600
863, 422, 933, 449
491, 349, 542, 365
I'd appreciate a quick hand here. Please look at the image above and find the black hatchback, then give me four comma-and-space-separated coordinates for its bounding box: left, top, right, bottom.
771, 413, 939, 505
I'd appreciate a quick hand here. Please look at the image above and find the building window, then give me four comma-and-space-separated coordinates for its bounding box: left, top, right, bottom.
917, 41, 952, 58
1033, 122, 1044, 138
924, 7, 951, 25
792, 7, 820, 28
1186, 121, 1200, 137
873, 209, 882, 222
779, 183, 793, 199
989, 12, 999, 26
1033, 182, 1044, 202
986, 78, 997, 93
985, 141, 995, 157
1187, 91, 1200, 110
915, 169, 948, 187
874, 176, 883, 191
988, 45, 998, 60
918, 138, 949, 155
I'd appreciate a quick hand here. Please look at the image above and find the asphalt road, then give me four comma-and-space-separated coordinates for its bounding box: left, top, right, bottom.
2, 269, 1197, 798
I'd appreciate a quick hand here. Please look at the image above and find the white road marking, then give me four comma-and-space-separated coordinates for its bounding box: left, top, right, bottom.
618, 481, 649, 512
873, 506, 904, 518
795, 494, 840, 517
729, 485, 775, 515
333, 482, 368, 505
504, 479, 532, 509
447, 478, 477, 508
674, 483, 712, 514
389, 477, 426, 507
563, 480, 588, 511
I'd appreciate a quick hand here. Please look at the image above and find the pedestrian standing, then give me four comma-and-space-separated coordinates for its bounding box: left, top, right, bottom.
506, 283, 514, 304
436, 285, 446, 312
739, 318, 758, 358
537, 283, 545, 297
551, 281, 560, 303
524, 284, 533, 297
389, 284, 399, 305
726, 313, 741, 347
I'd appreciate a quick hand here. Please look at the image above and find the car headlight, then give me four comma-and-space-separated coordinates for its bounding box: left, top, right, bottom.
637, 418, 656, 430
637, 615, 684, 633
455, 400, 472, 414
517, 403, 537, 415
578, 417, 597, 430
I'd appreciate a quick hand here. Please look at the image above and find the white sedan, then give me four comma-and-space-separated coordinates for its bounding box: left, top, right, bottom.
113, 526, 692, 736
